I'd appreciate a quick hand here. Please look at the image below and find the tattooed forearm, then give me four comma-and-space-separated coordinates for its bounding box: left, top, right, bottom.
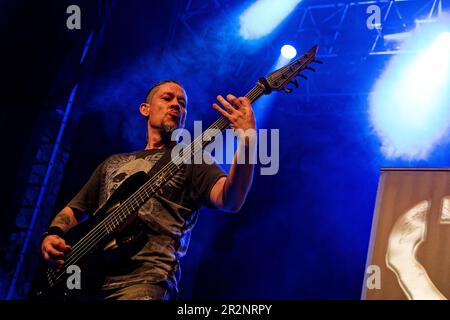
50, 207, 78, 232
52, 212, 72, 226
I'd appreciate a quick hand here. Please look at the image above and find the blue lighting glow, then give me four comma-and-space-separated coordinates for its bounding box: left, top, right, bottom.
369, 18, 450, 160
239, 0, 302, 40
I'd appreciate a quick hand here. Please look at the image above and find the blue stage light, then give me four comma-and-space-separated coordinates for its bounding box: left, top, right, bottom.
281, 45, 297, 59
370, 24, 450, 160
239, 0, 302, 40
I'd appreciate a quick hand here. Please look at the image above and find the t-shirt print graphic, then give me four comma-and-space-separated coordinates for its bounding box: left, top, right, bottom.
102, 153, 164, 202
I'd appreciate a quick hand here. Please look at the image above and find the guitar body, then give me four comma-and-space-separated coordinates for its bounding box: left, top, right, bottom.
31, 171, 151, 300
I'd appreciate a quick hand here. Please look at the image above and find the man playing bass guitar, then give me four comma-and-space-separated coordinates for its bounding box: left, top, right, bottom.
40, 80, 256, 300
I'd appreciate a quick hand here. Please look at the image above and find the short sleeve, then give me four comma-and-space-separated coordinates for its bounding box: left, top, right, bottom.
190, 152, 227, 208
66, 161, 104, 216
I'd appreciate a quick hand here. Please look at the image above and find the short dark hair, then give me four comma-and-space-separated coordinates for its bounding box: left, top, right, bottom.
144, 80, 184, 103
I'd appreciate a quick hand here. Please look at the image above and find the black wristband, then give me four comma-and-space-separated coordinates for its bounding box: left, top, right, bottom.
41, 226, 65, 243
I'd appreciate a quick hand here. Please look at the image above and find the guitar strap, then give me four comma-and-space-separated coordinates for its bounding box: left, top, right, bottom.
145, 145, 176, 180
117, 145, 177, 242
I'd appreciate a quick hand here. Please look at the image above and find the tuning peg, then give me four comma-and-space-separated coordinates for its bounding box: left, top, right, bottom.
283, 87, 293, 93
313, 59, 324, 64
291, 79, 299, 88
305, 66, 316, 72
300, 74, 308, 80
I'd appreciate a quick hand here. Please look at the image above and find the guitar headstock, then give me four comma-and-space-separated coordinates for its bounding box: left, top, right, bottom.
258, 45, 323, 94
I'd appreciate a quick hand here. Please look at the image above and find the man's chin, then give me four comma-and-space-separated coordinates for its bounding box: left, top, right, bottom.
161, 122, 179, 135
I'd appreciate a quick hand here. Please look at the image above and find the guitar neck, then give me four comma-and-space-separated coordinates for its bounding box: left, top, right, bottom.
192, 83, 266, 149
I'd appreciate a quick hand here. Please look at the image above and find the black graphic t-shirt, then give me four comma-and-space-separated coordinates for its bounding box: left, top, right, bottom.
66, 148, 226, 295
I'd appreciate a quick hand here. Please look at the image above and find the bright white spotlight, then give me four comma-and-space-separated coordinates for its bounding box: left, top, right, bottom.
439, 31, 450, 42
281, 45, 297, 59
239, 0, 302, 40
369, 20, 450, 160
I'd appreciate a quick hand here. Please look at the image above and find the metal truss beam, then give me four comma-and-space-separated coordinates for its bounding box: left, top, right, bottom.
294, 0, 447, 56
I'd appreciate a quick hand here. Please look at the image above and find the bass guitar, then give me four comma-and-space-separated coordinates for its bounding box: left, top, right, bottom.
32, 45, 322, 299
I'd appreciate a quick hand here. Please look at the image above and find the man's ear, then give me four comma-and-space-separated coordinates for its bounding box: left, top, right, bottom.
139, 102, 150, 118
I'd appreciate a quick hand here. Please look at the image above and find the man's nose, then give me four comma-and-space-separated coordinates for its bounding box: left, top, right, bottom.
169, 103, 180, 111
